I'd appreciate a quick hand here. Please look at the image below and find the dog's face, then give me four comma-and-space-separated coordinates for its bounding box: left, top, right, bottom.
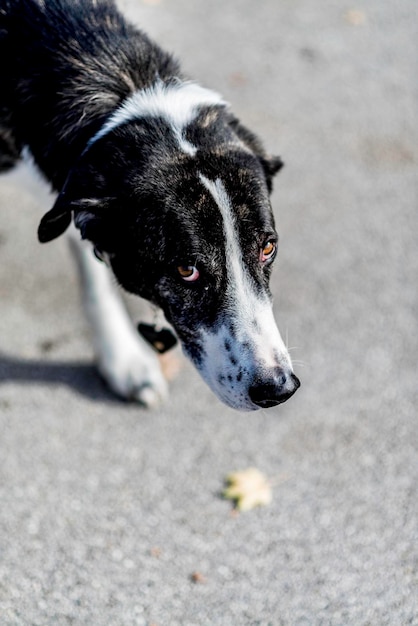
39, 94, 299, 410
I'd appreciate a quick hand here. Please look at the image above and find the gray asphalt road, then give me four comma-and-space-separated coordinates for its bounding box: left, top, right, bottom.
0, 0, 417, 624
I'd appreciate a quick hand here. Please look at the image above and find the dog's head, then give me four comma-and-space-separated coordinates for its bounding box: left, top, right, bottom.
38, 82, 300, 410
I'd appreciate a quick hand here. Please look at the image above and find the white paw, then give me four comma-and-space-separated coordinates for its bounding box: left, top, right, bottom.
97, 341, 169, 408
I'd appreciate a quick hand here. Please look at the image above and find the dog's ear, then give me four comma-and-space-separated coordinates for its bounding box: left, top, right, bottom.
259, 155, 284, 191
260, 155, 284, 176
38, 150, 116, 244
38, 194, 73, 243
228, 115, 284, 191
38, 193, 114, 244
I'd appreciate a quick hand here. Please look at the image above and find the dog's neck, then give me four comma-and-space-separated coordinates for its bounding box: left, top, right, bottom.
84, 79, 227, 155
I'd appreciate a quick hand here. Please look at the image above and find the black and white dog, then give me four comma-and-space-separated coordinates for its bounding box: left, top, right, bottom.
0, 0, 300, 410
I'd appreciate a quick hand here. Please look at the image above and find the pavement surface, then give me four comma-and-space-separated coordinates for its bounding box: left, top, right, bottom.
0, 0, 417, 624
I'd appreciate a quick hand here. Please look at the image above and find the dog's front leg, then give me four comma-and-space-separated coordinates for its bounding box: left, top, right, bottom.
67, 227, 168, 408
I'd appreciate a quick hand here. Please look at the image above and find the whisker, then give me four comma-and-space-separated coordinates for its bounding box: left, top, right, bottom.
291, 360, 306, 368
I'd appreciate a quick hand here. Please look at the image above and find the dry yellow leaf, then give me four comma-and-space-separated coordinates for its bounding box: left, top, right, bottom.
223, 467, 272, 511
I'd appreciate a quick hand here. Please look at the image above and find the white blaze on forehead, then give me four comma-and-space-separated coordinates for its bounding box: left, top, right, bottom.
199, 174, 291, 369
87, 80, 226, 155
199, 175, 256, 319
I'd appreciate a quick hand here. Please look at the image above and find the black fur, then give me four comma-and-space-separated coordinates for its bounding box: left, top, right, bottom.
0, 0, 179, 184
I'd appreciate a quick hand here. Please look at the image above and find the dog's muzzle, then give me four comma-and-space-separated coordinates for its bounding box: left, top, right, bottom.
189, 324, 301, 411
248, 369, 300, 409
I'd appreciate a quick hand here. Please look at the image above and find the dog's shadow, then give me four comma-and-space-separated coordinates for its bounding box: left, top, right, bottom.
0, 352, 117, 403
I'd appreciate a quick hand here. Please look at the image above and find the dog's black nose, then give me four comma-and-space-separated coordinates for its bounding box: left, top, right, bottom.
249, 371, 300, 409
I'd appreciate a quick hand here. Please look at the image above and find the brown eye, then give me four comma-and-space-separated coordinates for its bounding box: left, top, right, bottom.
177, 265, 200, 282
260, 240, 276, 263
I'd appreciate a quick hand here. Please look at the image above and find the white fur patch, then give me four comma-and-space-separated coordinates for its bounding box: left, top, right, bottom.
87, 80, 226, 155
197, 175, 293, 409
199, 175, 261, 327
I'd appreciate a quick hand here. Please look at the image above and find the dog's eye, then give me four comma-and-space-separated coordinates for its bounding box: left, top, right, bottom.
260, 240, 277, 264
177, 265, 200, 282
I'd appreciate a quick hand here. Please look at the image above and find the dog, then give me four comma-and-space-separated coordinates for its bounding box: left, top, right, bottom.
0, 0, 300, 410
